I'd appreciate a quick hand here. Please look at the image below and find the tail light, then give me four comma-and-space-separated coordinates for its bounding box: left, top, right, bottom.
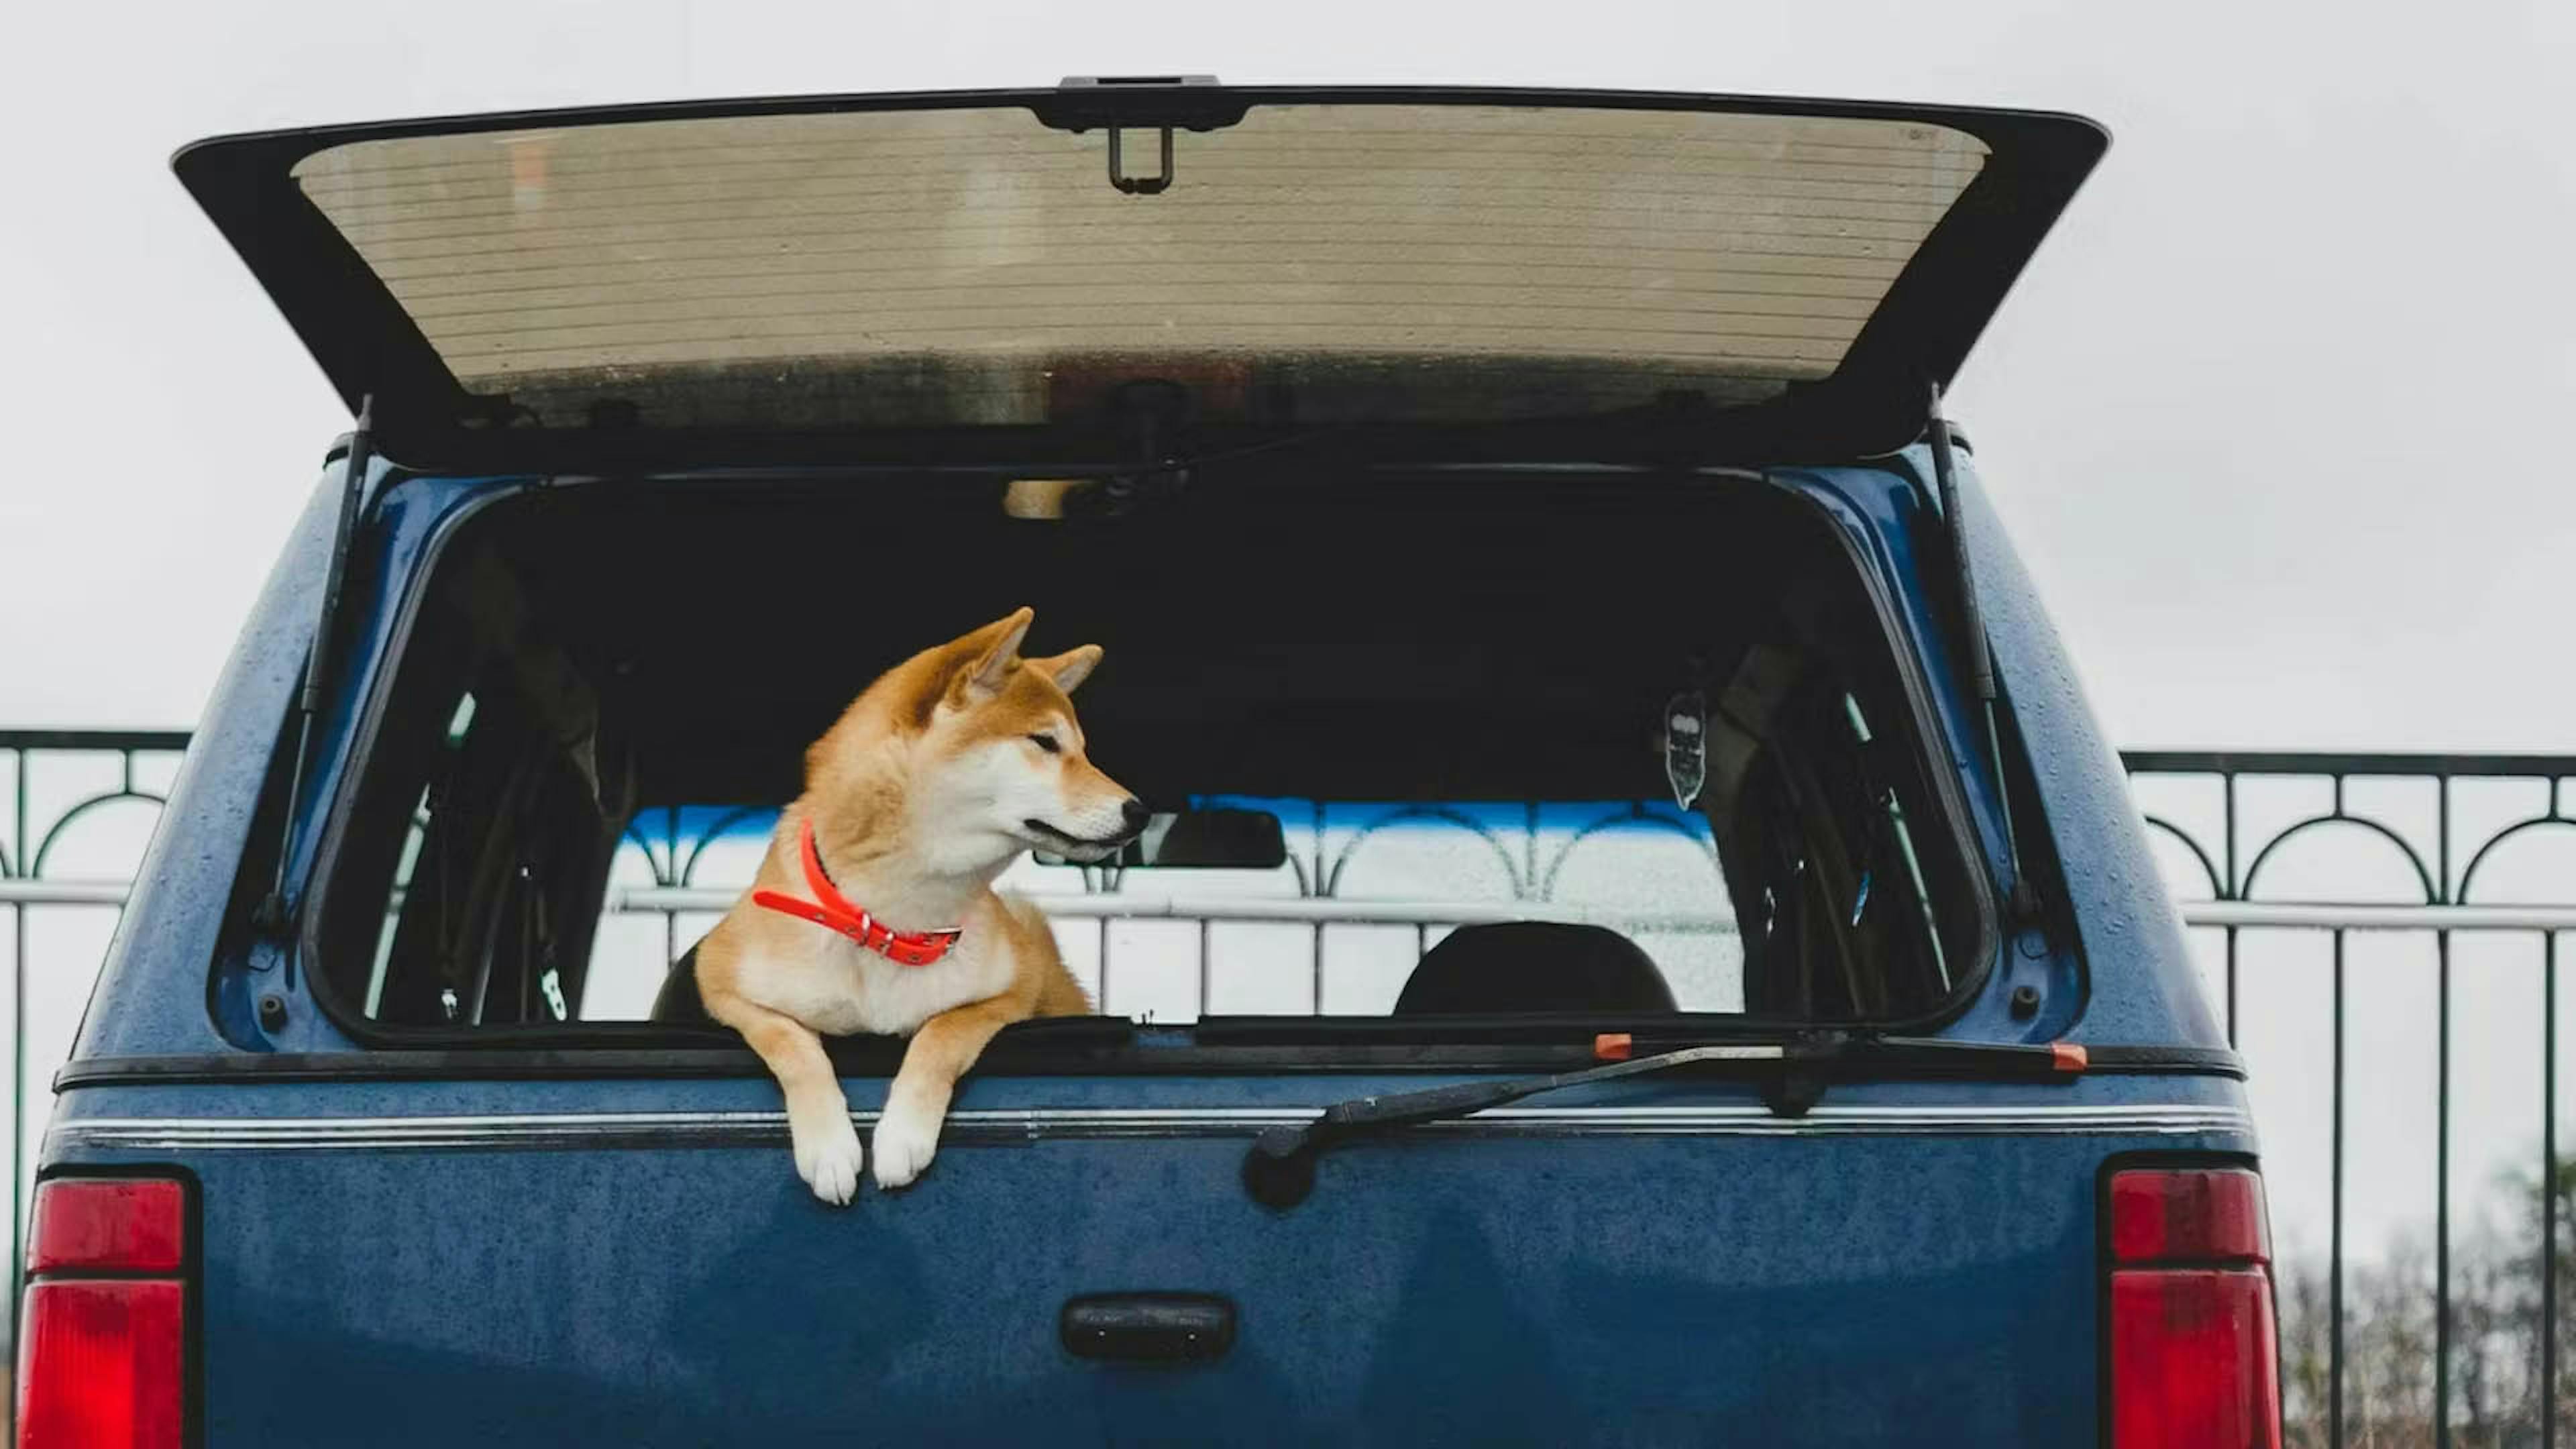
16, 1176, 190, 1448
2106, 1164, 2282, 1448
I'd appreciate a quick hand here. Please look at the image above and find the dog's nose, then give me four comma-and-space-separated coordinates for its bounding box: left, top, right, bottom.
1120, 798, 1150, 831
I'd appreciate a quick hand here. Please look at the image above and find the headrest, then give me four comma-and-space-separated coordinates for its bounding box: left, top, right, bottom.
1392, 922, 1677, 1016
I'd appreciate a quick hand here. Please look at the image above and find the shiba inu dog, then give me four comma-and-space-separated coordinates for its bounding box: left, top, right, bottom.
676, 608, 1142, 1203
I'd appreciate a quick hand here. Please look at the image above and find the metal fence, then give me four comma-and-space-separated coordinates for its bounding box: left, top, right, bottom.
0, 728, 192, 1285
604, 798, 1743, 1019
7, 729, 2573, 1443
2129, 751, 2576, 1447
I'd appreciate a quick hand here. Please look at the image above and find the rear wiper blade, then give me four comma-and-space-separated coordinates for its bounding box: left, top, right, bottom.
1240, 1034, 2088, 1208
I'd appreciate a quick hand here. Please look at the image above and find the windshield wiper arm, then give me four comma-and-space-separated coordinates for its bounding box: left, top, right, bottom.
1240, 1035, 2088, 1208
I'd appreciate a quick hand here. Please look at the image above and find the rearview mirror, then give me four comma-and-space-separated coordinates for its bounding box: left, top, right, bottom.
1035, 808, 1287, 869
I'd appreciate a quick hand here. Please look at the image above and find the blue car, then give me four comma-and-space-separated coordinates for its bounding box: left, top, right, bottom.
25, 80, 2272, 1446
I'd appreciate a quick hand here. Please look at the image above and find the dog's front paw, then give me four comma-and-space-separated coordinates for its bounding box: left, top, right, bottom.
871, 1095, 942, 1190
790, 1100, 865, 1206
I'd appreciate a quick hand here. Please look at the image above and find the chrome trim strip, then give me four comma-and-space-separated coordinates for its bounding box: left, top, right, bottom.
49, 1104, 2254, 1152
2181, 900, 2576, 932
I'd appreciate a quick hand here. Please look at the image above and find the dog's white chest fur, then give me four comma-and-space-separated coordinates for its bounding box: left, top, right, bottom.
743, 921, 1015, 1038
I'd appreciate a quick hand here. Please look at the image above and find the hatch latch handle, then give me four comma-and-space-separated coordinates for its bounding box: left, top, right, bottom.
1105, 125, 1176, 195
1038, 75, 1240, 192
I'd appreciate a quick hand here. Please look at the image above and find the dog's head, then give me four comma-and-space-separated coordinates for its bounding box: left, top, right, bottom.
814, 607, 1144, 869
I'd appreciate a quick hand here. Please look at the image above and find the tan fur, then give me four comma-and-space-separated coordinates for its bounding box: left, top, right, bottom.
692, 608, 1135, 1201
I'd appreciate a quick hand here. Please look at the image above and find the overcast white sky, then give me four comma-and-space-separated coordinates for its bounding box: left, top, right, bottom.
3, 0, 2570, 744
2, 0, 2571, 1263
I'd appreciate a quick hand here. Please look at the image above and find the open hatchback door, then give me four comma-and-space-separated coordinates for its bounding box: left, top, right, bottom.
176, 80, 2104, 468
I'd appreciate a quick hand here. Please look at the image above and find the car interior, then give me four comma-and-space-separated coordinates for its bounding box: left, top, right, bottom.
311, 461, 1990, 1042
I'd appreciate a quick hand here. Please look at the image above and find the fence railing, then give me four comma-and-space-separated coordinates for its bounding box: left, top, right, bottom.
2129, 751, 2575, 1447
598, 794, 1751, 1018
6, 731, 2573, 1444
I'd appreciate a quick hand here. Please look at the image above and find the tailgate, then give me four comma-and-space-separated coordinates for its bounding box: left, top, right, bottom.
50, 1073, 2250, 1447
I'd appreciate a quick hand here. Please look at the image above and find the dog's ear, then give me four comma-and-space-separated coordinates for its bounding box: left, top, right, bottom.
1026, 644, 1103, 696
947, 607, 1034, 704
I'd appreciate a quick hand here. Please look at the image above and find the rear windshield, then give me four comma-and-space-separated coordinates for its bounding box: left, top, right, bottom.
290, 105, 1987, 431
311, 468, 1988, 1039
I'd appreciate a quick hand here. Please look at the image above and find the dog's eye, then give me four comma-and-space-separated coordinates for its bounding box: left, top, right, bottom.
1028, 733, 1061, 755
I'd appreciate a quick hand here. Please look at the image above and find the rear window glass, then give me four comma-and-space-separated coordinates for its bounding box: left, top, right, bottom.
314, 469, 1986, 1038
290, 106, 1988, 431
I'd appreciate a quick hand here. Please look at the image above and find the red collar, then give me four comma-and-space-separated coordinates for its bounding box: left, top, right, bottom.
749, 819, 963, 967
